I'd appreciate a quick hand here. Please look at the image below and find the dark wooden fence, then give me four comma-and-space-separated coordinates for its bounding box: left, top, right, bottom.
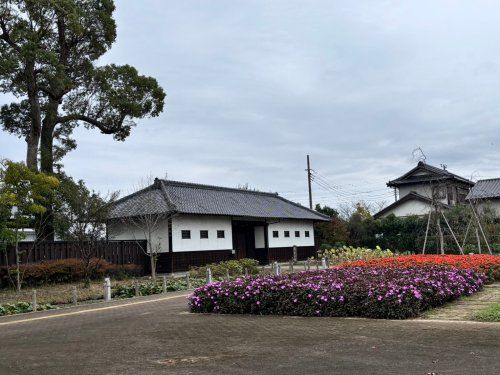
0, 240, 148, 271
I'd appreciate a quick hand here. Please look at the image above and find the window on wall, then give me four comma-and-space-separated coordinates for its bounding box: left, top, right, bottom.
295, 231, 300, 238
181, 230, 191, 239
284, 231, 290, 238
200, 230, 209, 239
217, 230, 225, 238
272, 230, 279, 238
305, 231, 310, 237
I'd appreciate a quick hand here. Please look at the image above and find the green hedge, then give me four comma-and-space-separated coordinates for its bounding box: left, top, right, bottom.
0, 258, 142, 288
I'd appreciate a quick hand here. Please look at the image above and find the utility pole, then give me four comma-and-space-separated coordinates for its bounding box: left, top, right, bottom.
306, 155, 313, 209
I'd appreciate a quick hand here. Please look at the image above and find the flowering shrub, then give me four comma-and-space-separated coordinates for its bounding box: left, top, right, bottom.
343, 255, 500, 282
317, 246, 393, 265
189, 266, 485, 319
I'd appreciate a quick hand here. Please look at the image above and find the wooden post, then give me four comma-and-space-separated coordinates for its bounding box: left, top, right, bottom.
206, 267, 213, 284
307, 155, 313, 209
293, 246, 298, 262
72, 286, 78, 306
476, 228, 482, 254
32, 289, 37, 312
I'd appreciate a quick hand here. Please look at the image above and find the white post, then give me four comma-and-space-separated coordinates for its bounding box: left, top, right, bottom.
244, 268, 248, 277
186, 274, 191, 289
274, 261, 280, 276
104, 277, 111, 302
206, 267, 213, 284
32, 289, 37, 312
289, 260, 293, 272
72, 286, 78, 306
293, 245, 298, 262
321, 257, 327, 270
162, 275, 167, 294
134, 281, 140, 297
226, 269, 230, 281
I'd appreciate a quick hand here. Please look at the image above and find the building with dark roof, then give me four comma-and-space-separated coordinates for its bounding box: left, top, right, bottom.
466, 178, 500, 215
374, 162, 474, 219
107, 179, 330, 272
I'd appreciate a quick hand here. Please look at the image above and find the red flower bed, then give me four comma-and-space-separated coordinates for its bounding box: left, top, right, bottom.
341, 255, 500, 281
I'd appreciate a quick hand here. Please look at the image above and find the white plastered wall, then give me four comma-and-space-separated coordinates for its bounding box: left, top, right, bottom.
255, 220, 315, 248
172, 215, 233, 252
107, 219, 169, 253
378, 200, 432, 218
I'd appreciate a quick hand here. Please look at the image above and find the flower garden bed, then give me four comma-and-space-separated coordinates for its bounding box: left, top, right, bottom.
189, 266, 486, 319
343, 254, 500, 282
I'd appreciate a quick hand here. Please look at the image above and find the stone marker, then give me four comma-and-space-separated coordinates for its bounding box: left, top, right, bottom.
104, 277, 111, 302
72, 286, 78, 306
206, 267, 213, 284
32, 290, 37, 312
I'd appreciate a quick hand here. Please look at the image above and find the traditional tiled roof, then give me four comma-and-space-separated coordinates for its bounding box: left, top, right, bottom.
109, 179, 330, 221
466, 178, 500, 200
387, 161, 474, 187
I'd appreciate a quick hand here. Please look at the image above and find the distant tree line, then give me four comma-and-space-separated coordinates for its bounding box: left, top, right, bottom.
314, 203, 500, 254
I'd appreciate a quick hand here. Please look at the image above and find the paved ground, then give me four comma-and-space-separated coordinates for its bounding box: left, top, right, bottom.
422, 283, 500, 321
0, 292, 499, 375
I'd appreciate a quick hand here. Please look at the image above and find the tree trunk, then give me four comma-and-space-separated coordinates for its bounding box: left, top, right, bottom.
150, 255, 157, 280
38, 101, 59, 240
25, 62, 42, 172
15, 229, 21, 292
40, 101, 58, 174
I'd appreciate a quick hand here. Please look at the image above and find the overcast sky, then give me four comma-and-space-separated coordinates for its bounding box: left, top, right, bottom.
1, 0, 500, 210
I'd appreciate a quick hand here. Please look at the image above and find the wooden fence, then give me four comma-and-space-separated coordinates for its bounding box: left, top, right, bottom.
0, 240, 148, 271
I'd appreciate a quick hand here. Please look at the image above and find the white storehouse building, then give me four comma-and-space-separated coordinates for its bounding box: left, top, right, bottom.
107, 179, 329, 272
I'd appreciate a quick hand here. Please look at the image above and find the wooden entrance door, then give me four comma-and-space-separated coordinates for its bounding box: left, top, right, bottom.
232, 222, 256, 260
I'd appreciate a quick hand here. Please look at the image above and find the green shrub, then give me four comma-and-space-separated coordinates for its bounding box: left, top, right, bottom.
0, 301, 56, 316
188, 258, 260, 278
317, 245, 393, 265
112, 277, 207, 298
0, 258, 141, 288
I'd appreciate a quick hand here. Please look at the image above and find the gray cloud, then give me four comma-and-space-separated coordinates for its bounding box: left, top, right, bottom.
1, 0, 500, 210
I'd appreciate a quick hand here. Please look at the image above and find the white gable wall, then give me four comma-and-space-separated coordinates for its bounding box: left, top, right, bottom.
255, 220, 315, 248
378, 199, 432, 218
172, 215, 233, 252
107, 219, 170, 253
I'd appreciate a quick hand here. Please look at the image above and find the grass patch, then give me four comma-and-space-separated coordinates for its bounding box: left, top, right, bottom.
475, 302, 500, 322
